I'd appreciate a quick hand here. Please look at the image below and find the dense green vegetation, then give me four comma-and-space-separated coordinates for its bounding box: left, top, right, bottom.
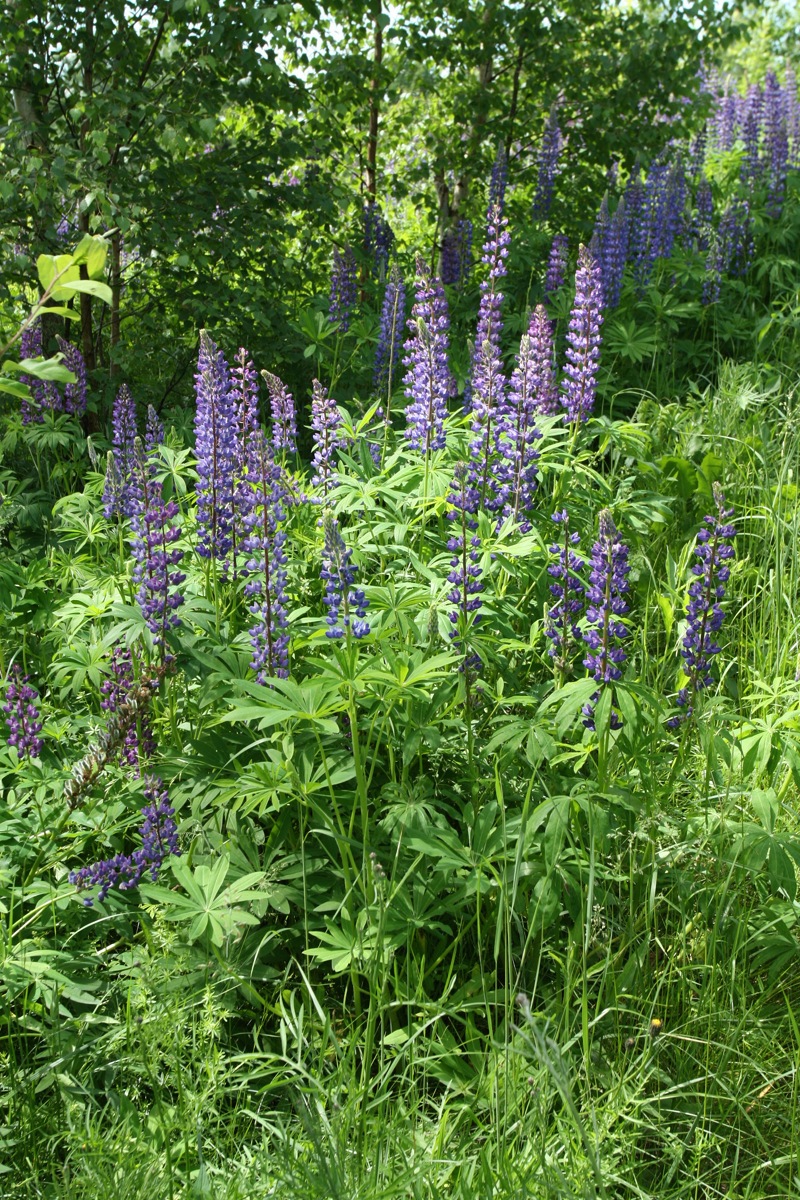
1, 2, 800, 1197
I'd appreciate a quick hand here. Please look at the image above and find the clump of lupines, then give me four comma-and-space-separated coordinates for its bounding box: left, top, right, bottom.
495, 307, 546, 527
103, 384, 138, 518
441, 218, 473, 287
364, 203, 394, 280
19, 319, 60, 424
329, 246, 357, 331
592, 195, 628, 310
702, 198, 753, 305
100, 647, 156, 774
467, 203, 511, 501
560, 245, 604, 424
373, 264, 406, 400
581, 510, 630, 729
130, 438, 185, 646
3, 665, 43, 758
403, 258, 453, 456
262, 371, 297, 457
670, 484, 736, 724
320, 513, 370, 639
546, 511, 585, 675
56, 336, 88, 417
310, 379, 346, 497
445, 463, 482, 671
194, 331, 237, 568
764, 70, 789, 218
69, 775, 179, 906
229, 347, 261, 576
242, 432, 290, 681
544, 234, 569, 300
532, 106, 563, 219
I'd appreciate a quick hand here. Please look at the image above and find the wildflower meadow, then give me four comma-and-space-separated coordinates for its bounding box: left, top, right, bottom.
1, 2, 800, 1196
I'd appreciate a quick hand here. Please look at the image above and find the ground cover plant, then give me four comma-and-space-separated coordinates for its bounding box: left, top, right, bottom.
1, 4, 800, 1197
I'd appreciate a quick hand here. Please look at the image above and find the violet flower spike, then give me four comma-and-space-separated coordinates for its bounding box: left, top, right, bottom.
374, 264, 406, 401
544, 234, 569, 300
445, 463, 482, 673
402, 257, 453, 456
320, 513, 370, 640
69, 775, 179, 906
145, 404, 164, 455
533, 106, 563, 219
560, 245, 603, 425
100, 646, 156, 775
56, 337, 88, 417
130, 437, 185, 647
3, 664, 43, 758
19, 319, 60, 424
581, 510, 630, 730
494, 307, 546, 528
241, 432, 290, 682
441, 218, 473, 287
669, 483, 735, 725
329, 246, 357, 331
467, 203, 511, 504
310, 379, 346, 498
262, 370, 297, 457
194, 330, 237, 568
545, 511, 585, 675
104, 384, 138, 518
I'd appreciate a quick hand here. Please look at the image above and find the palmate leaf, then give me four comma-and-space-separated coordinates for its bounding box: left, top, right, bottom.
141, 855, 266, 947
606, 318, 659, 363
218, 675, 346, 732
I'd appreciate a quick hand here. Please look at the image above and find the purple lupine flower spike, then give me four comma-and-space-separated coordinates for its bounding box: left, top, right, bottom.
231, 347, 260, 445
669, 483, 735, 725
329, 246, 357, 331
194, 330, 237, 568
403, 257, 453, 456
56, 337, 88, 417
130, 437, 185, 646
364, 203, 394, 281
19, 319, 60, 424
445, 463, 482, 673
145, 405, 164, 455
544, 234, 569, 300
104, 384, 138, 518
320, 512, 370, 639
581, 510, 630, 729
310, 379, 346, 497
533, 106, 563, 219
495, 308, 545, 528
100, 646, 156, 775
546, 511, 585, 675
374, 265, 406, 399
560, 245, 603, 424
3, 664, 44, 758
488, 144, 508, 217
467, 202, 511, 503
242, 431, 290, 682
441, 218, 473, 287
262, 371, 297, 457
764, 70, 789, 219
69, 774, 179, 906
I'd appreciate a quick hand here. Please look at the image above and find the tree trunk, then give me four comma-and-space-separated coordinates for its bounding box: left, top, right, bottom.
366, 6, 384, 202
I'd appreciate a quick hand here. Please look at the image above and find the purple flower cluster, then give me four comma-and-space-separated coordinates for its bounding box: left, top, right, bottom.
69, 775, 179, 906
3, 664, 43, 758
130, 438, 185, 646
57, 336, 88, 417
702, 198, 753, 305
467, 203, 511, 499
330, 246, 357, 331
546, 511, 585, 674
445, 463, 482, 670
592, 195, 628, 309
19, 320, 60, 424
195, 331, 237, 568
533, 107, 563, 219
374, 265, 406, 400
320, 513, 370, 639
441, 219, 473, 287
581, 510, 630, 729
364, 203, 394, 281
145, 405, 164, 455
310, 379, 346, 496
494, 307, 546, 527
104, 384, 138, 519
543, 234, 569, 300
560, 246, 604, 424
403, 257, 453, 455
262, 370, 297, 457
670, 484, 735, 723
100, 646, 156, 774
242, 432, 290, 681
